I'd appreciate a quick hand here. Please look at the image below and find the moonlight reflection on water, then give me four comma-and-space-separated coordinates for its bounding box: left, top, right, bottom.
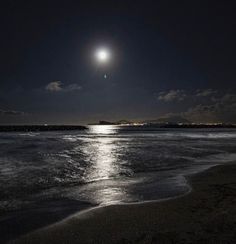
81, 125, 132, 205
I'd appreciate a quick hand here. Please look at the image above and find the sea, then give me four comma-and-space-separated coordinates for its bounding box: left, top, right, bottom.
0, 125, 236, 241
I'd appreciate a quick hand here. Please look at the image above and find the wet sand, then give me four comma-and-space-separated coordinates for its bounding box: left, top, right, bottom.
10, 163, 236, 244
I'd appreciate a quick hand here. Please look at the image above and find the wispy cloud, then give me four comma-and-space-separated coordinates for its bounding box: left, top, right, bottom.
45, 81, 82, 92
0, 109, 25, 116
45, 81, 63, 92
157, 88, 219, 102
65, 83, 82, 92
195, 89, 217, 97
157, 89, 186, 102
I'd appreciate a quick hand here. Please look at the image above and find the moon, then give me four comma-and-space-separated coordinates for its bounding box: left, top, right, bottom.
95, 48, 111, 64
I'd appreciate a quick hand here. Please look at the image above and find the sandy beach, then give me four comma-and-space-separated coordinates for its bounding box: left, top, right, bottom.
9, 163, 236, 244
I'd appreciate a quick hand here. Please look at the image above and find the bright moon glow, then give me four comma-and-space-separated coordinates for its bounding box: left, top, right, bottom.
95, 48, 111, 63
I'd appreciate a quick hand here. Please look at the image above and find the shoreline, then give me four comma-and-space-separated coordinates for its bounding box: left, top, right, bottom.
10, 162, 236, 243
0, 163, 211, 243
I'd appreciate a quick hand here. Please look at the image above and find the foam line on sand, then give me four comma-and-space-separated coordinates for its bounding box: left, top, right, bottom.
10, 163, 236, 244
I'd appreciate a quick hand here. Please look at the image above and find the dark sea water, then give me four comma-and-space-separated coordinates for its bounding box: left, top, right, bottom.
1, 125, 236, 241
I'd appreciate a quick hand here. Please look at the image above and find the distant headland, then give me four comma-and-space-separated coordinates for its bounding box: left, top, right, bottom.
88, 120, 236, 128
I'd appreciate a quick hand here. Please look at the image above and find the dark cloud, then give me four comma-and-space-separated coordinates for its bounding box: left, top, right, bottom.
157, 90, 236, 123
183, 104, 219, 123
153, 113, 190, 123
184, 93, 236, 123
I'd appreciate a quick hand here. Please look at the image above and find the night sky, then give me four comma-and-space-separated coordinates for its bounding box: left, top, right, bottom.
1, 0, 236, 124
